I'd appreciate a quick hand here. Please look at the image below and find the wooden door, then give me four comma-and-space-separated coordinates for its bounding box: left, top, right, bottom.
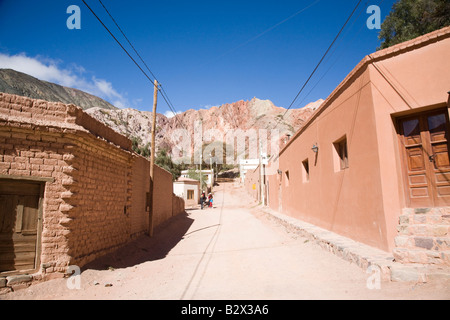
0, 180, 42, 273
398, 109, 450, 207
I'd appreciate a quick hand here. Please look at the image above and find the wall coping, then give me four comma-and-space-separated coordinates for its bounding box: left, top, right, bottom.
0, 92, 132, 152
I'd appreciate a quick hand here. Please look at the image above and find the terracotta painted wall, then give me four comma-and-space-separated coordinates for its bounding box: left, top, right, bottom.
261, 29, 450, 252
277, 66, 391, 250
367, 33, 450, 251
244, 166, 260, 202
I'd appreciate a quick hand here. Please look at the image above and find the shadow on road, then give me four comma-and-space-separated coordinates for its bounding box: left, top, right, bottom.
82, 212, 194, 271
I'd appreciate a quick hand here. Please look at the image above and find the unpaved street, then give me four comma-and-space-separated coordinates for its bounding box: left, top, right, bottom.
2, 182, 449, 300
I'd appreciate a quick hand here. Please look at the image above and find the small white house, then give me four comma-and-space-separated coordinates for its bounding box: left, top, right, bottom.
180, 169, 215, 188
173, 177, 200, 208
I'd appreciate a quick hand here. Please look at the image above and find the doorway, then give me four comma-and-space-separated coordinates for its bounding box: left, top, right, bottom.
0, 179, 44, 274
397, 108, 450, 207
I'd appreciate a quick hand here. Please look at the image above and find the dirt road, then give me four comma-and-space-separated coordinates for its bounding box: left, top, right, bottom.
2, 182, 449, 300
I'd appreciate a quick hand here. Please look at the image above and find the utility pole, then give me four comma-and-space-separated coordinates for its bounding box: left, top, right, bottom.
200, 152, 203, 193
199, 119, 203, 194
210, 152, 213, 189
259, 140, 265, 205
149, 79, 158, 237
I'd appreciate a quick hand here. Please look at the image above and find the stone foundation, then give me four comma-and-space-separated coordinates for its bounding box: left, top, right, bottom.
393, 207, 450, 266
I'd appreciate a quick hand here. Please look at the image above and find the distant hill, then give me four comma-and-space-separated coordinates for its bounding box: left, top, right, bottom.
86, 97, 324, 157
0, 68, 117, 110
0, 68, 323, 158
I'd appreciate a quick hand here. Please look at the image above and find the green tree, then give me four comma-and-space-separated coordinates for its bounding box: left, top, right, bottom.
187, 169, 208, 191
131, 136, 150, 158
378, 0, 450, 50
155, 149, 182, 182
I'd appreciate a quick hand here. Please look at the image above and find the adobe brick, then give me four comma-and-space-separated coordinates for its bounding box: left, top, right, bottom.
10, 103, 22, 111
29, 145, 44, 153
9, 169, 31, 176
35, 152, 49, 158
20, 150, 35, 158
26, 134, 41, 142
44, 158, 58, 166
0, 162, 11, 170
29, 158, 44, 165
48, 153, 63, 160
32, 170, 53, 177
10, 162, 27, 170
11, 132, 27, 139
0, 131, 12, 138
14, 156, 28, 163
40, 164, 54, 172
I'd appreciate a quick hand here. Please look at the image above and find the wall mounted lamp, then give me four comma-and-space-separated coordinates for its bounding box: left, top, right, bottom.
312, 144, 319, 153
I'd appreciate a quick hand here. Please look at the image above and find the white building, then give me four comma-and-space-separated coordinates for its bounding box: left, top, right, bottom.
180, 169, 215, 189
173, 177, 200, 208
239, 159, 260, 184
239, 157, 268, 184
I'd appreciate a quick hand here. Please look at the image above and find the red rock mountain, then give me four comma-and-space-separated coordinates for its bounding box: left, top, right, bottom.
86, 98, 323, 158
0, 68, 322, 161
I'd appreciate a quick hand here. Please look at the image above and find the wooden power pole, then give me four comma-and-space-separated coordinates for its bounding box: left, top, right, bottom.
149, 79, 158, 237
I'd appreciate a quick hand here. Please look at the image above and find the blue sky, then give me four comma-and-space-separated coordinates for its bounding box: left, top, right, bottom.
0, 0, 396, 115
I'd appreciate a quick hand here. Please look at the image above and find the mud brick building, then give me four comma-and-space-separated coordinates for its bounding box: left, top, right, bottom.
0, 92, 184, 280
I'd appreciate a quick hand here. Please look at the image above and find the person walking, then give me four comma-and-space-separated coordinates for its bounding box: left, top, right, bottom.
208, 193, 213, 208
200, 191, 207, 210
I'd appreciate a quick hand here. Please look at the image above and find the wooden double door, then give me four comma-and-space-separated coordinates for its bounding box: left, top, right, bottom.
0, 180, 43, 274
398, 109, 450, 207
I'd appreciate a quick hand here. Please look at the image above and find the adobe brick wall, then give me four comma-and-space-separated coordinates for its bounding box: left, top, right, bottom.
0, 124, 76, 273
153, 165, 175, 229
130, 155, 150, 238
172, 195, 185, 217
63, 133, 133, 268
0, 93, 185, 276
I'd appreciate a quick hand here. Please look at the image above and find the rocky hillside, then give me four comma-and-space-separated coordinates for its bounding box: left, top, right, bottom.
86, 97, 323, 158
0, 69, 117, 110
0, 68, 323, 159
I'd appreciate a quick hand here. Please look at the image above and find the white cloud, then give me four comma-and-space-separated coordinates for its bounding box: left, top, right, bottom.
0, 52, 129, 108
200, 104, 218, 110
164, 110, 182, 118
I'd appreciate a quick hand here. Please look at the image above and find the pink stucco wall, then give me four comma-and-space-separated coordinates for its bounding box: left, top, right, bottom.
258, 27, 450, 252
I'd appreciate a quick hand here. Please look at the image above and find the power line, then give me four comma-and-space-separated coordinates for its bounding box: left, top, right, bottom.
95, 0, 182, 122
201, 0, 322, 67
81, 0, 156, 88
273, 0, 363, 131
292, 0, 372, 110
82, 0, 186, 129
97, 0, 186, 128
98, 0, 184, 124
97, 0, 159, 82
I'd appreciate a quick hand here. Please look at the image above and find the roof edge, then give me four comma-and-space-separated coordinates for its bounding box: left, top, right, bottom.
279, 26, 450, 156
